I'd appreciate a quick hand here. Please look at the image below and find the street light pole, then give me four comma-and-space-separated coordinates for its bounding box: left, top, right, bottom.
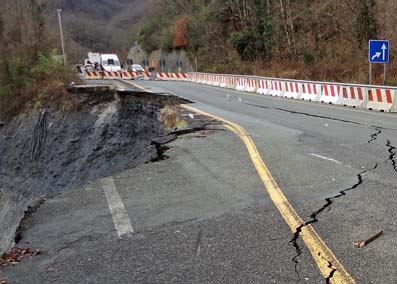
57, 9, 66, 67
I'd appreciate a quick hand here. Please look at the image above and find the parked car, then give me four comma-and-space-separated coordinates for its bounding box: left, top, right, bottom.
130, 64, 145, 73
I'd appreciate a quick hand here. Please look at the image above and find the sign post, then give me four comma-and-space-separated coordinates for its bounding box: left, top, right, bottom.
159, 59, 166, 72
368, 40, 389, 85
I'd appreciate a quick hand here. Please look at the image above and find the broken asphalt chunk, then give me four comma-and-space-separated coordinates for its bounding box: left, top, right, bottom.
151, 134, 177, 145
354, 230, 383, 248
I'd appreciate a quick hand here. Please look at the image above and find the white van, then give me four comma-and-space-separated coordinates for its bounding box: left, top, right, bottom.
100, 54, 121, 72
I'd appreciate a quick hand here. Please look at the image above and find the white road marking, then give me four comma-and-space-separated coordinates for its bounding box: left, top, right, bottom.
310, 153, 342, 164
310, 153, 357, 171
101, 177, 134, 238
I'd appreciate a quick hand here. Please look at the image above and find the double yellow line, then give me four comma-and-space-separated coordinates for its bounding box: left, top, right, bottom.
122, 79, 355, 284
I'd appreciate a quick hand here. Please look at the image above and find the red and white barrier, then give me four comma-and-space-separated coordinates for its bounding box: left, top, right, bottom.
157, 72, 170, 80
321, 85, 343, 104
341, 87, 367, 108
206, 75, 212, 85
85, 71, 102, 80
284, 82, 301, 99
195, 74, 203, 83
174, 73, 188, 80
245, 79, 257, 93
220, 77, 227, 88
366, 88, 396, 112
269, 81, 285, 96
206, 75, 213, 85
301, 83, 322, 101
200, 74, 205, 83
102, 71, 121, 80
214, 76, 221, 86
257, 80, 271, 95
227, 77, 237, 89
185, 72, 397, 113
142, 71, 151, 80
199, 74, 206, 84
121, 71, 141, 80
236, 78, 246, 91
83, 69, 397, 113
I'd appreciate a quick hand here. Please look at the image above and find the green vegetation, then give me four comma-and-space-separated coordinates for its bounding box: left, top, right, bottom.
138, 0, 394, 84
0, 0, 77, 119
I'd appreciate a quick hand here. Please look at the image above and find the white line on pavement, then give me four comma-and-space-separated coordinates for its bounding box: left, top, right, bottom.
101, 177, 134, 238
310, 153, 342, 164
309, 153, 357, 171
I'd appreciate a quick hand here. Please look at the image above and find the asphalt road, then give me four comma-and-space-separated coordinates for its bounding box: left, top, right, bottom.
3, 80, 397, 283
130, 80, 397, 283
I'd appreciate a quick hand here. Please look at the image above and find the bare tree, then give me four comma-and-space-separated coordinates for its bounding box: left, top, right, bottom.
279, 0, 297, 59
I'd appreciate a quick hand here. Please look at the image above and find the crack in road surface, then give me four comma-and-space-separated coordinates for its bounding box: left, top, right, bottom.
242, 102, 397, 133
289, 127, 382, 282
322, 252, 338, 284
368, 128, 382, 144
289, 164, 378, 280
385, 140, 397, 172
238, 98, 397, 282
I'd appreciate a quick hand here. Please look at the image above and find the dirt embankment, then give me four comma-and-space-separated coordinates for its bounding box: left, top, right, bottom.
0, 86, 187, 254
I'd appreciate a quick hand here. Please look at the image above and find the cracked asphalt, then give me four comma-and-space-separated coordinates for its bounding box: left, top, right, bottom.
3, 80, 397, 283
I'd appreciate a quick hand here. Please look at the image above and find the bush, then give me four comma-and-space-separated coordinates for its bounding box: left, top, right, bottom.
301, 48, 316, 65
229, 31, 256, 61
0, 49, 78, 119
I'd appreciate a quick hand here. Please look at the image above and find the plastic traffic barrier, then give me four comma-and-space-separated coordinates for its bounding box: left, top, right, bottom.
121, 71, 142, 80
245, 79, 257, 93
300, 83, 322, 101
366, 88, 396, 112
341, 86, 367, 108
157, 72, 171, 80
227, 77, 237, 89
186, 72, 397, 113
257, 80, 271, 95
284, 82, 301, 99
269, 81, 285, 96
236, 78, 246, 91
102, 71, 121, 80
320, 84, 343, 104
213, 76, 221, 86
174, 73, 188, 81
85, 71, 102, 80
220, 76, 227, 88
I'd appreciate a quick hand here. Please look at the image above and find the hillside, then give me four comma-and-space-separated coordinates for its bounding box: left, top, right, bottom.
49, 0, 146, 61
138, 0, 397, 84
2, 0, 397, 85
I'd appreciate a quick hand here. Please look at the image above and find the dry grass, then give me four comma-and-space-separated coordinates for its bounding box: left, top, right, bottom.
205, 41, 397, 86
159, 106, 187, 130
0, 68, 80, 120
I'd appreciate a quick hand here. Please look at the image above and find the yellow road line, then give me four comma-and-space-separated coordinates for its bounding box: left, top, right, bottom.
182, 104, 354, 284
121, 79, 355, 283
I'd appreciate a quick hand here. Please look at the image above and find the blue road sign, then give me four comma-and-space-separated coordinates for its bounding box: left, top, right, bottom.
369, 40, 389, 63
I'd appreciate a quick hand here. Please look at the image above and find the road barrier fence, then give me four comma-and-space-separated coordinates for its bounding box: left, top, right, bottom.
187, 72, 397, 112
79, 68, 397, 112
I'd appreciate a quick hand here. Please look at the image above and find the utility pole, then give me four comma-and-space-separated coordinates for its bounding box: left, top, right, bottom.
57, 9, 67, 66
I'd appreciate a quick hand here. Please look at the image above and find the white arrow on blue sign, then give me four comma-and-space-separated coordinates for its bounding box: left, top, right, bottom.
369, 40, 389, 63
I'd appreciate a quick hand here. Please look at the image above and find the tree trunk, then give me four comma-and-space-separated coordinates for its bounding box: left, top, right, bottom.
279, 0, 297, 59
306, 0, 319, 50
